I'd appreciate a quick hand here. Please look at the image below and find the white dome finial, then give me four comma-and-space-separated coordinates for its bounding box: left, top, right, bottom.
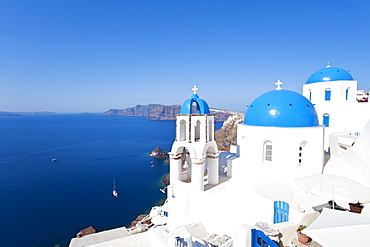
275, 80, 283, 90
192, 85, 199, 94
326, 62, 331, 68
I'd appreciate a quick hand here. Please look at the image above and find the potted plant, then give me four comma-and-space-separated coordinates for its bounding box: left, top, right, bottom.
349, 202, 364, 214
297, 225, 311, 245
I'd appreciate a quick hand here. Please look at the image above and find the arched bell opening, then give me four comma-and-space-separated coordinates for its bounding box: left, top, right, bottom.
205, 146, 219, 185
170, 146, 192, 184
172, 147, 192, 183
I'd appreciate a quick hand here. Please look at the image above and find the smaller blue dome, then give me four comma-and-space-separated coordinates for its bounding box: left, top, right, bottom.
180, 93, 210, 114
306, 66, 353, 84
244, 89, 319, 127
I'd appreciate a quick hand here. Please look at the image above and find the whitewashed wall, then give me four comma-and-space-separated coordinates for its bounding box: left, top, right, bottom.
234, 124, 324, 176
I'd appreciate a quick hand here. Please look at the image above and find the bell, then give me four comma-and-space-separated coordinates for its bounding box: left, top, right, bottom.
183, 160, 190, 169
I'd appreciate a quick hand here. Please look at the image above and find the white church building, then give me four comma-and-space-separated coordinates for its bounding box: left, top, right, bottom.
162, 65, 370, 246
302, 64, 370, 149
69, 65, 370, 247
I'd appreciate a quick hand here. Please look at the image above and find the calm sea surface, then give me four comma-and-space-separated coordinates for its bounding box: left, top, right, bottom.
0, 114, 174, 247
0, 114, 222, 247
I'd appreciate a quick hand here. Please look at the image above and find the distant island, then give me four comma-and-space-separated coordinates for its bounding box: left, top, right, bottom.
0, 111, 55, 116
102, 104, 241, 122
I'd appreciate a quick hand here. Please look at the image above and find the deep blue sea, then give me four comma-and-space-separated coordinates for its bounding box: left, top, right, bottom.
0, 115, 169, 247
0, 114, 222, 247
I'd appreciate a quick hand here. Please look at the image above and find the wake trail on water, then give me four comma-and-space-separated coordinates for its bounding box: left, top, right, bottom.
0, 140, 108, 165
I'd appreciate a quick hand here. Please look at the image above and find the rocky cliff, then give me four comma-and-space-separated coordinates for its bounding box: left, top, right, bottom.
102, 104, 180, 120
215, 114, 244, 152
149, 147, 169, 159
102, 104, 241, 122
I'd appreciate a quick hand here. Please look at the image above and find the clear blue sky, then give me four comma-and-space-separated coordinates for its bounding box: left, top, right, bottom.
1, 0, 370, 113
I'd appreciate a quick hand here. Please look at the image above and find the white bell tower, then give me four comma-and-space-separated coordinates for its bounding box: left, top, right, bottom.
169, 85, 219, 191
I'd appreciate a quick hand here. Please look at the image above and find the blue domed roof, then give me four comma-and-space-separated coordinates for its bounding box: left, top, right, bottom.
180, 88, 210, 115
306, 66, 353, 84
244, 89, 319, 127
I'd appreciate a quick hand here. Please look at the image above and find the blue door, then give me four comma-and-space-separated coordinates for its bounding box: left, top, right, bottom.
274, 201, 289, 224
251, 229, 278, 247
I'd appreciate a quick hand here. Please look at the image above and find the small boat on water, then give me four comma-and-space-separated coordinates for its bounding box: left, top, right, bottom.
113, 177, 118, 198
51, 158, 57, 162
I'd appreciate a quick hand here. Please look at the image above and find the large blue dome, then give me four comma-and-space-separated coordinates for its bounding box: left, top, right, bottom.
306, 66, 353, 84
244, 90, 319, 127
180, 93, 210, 114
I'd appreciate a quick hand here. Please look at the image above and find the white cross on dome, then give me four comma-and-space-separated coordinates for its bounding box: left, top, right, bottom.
192, 85, 199, 94
275, 80, 283, 90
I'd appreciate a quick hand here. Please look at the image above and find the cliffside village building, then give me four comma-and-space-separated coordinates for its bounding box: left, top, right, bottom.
70, 65, 370, 247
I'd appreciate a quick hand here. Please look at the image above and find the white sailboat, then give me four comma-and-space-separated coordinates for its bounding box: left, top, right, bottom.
113, 177, 118, 197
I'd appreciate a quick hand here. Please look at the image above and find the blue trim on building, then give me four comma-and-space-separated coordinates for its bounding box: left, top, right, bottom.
325, 89, 331, 101
323, 114, 330, 127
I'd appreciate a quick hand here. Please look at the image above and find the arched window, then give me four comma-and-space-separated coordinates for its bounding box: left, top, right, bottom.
263, 141, 272, 162
192, 102, 197, 114
325, 88, 331, 101
179, 120, 186, 141
346, 87, 350, 100
182, 148, 191, 183
208, 120, 213, 141
195, 120, 201, 142
323, 114, 330, 127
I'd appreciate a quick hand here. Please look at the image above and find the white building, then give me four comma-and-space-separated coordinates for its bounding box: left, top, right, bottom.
163, 66, 370, 246
164, 83, 327, 245
302, 64, 370, 149
69, 66, 370, 247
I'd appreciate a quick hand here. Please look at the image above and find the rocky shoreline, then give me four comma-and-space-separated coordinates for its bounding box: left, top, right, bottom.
149, 147, 169, 159
162, 173, 170, 186
126, 147, 171, 229
149, 147, 171, 186
102, 104, 241, 122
